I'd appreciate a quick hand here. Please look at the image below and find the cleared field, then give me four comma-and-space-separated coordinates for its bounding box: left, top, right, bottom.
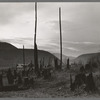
0, 70, 100, 98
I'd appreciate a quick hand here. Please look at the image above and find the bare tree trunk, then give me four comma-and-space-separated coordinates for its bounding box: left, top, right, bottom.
34, 2, 39, 76
70, 74, 72, 86
59, 7, 62, 69
67, 58, 70, 69
23, 45, 25, 66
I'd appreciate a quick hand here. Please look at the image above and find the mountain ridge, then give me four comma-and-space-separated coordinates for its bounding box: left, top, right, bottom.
0, 42, 57, 68
53, 53, 75, 64
74, 52, 100, 65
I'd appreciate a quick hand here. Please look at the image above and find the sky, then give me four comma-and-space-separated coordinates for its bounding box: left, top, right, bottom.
0, 2, 100, 57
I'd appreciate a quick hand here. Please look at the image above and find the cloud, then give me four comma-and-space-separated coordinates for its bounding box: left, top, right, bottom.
0, 3, 35, 25
48, 19, 100, 43
64, 47, 79, 52
1, 37, 33, 48
63, 41, 100, 45
0, 2, 100, 57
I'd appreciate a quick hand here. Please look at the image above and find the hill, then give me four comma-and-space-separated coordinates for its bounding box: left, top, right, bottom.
0, 42, 57, 68
0, 42, 17, 50
53, 53, 75, 64
74, 52, 100, 65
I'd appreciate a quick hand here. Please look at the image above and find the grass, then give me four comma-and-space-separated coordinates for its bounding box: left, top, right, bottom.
0, 66, 100, 98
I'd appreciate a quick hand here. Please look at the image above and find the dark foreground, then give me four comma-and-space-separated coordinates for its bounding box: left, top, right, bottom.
0, 71, 100, 98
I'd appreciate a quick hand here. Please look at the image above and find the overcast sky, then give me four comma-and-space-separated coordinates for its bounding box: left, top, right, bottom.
0, 2, 100, 57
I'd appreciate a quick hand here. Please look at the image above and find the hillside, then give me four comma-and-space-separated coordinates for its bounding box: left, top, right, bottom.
0, 42, 57, 68
74, 52, 100, 65
0, 42, 17, 50
53, 53, 75, 64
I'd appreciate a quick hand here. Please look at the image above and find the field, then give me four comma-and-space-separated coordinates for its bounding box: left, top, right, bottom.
0, 69, 100, 98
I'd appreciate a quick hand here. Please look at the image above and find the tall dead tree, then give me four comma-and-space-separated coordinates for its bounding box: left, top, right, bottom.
23, 45, 25, 65
59, 7, 62, 69
22, 45, 26, 77
34, 2, 39, 76
54, 57, 58, 70
67, 58, 70, 69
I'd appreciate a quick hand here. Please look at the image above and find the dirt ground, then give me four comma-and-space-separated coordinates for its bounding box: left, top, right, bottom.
0, 70, 100, 98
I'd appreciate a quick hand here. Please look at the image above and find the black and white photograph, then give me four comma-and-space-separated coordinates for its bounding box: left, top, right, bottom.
0, 2, 100, 98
